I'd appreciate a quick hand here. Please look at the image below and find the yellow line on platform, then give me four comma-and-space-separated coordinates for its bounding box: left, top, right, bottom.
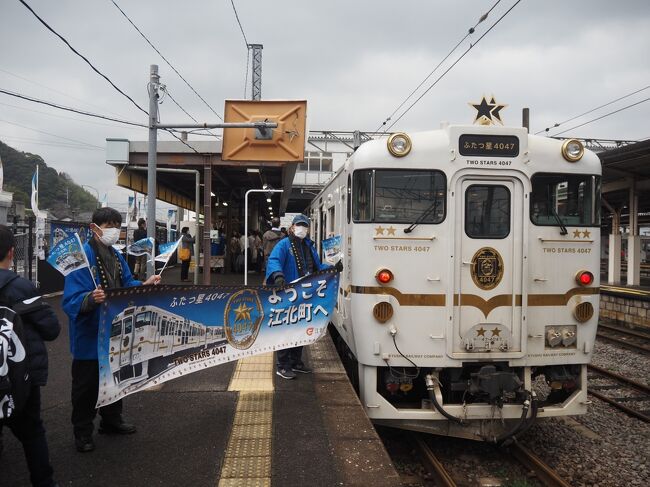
218, 353, 274, 487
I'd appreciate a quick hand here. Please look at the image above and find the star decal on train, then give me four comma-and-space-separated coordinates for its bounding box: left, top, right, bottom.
233, 303, 253, 322
375, 226, 398, 236
571, 229, 592, 239
469, 96, 507, 126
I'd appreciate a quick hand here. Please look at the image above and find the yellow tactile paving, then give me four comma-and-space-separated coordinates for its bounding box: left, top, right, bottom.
218, 353, 274, 487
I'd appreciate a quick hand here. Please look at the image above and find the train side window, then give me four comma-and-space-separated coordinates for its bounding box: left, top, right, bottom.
353, 170, 372, 222
347, 174, 351, 224
465, 185, 510, 239
374, 170, 446, 223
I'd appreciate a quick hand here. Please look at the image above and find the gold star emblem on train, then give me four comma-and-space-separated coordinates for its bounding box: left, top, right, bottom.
469, 95, 507, 125
386, 226, 396, 236
476, 327, 486, 337
491, 327, 501, 337
375, 226, 386, 236
233, 303, 253, 322
573, 229, 581, 238
582, 229, 591, 238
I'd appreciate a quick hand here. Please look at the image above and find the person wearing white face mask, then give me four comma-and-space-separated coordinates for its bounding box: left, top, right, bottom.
62, 207, 161, 453
265, 214, 342, 380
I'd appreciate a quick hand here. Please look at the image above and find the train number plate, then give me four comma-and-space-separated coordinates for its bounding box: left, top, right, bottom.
459, 134, 520, 157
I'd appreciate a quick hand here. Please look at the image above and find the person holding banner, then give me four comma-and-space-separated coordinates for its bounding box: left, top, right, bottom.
265, 214, 342, 380
62, 208, 161, 453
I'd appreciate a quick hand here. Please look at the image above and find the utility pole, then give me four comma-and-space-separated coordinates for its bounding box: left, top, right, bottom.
249, 44, 263, 101
146, 65, 159, 278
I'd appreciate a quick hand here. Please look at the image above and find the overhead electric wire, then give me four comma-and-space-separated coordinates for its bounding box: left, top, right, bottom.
375, 0, 503, 132
0, 88, 147, 127
108, 0, 224, 121
550, 96, 650, 137
535, 85, 650, 135
230, 0, 249, 47
0, 101, 139, 130
381, 0, 524, 134
0, 88, 207, 153
0, 67, 131, 119
18, 0, 148, 116
0, 134, 103, 151
0, 117, 103, 148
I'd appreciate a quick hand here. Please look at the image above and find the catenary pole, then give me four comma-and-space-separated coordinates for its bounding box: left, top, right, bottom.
146, 65, 159, 278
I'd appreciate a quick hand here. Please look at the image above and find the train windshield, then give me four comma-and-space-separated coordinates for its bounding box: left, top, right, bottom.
353, 169, 446, 223
135, 311, 151, 328
110, 320, 122, 337
531, 173, 601, 227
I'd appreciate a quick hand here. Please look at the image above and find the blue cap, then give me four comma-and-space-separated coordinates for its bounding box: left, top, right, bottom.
292, 214, 310, 226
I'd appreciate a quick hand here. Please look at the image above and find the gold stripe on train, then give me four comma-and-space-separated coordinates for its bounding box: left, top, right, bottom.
350, 286, 599, 317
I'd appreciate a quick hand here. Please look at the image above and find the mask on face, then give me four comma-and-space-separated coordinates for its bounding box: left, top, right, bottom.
98, 227, 120, 246
293, 226, 308, 239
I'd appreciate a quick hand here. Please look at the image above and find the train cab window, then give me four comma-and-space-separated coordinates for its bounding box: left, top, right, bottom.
465, 185, 510, 239
531, 174, 601, 227
353, 169, 446, 223
135, 312, 151, 328
111, 321, 122, 337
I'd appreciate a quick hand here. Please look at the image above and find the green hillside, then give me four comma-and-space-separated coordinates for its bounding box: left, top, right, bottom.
0, 140, 98, 216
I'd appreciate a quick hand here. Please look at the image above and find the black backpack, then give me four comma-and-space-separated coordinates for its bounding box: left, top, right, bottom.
0, 279, 31, 420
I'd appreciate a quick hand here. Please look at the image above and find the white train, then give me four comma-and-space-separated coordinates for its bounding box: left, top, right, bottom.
309, 118, 600, 441
109, 305, 226, 386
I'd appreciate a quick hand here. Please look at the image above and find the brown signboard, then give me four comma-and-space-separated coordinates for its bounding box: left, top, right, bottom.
222, 100, 307, 162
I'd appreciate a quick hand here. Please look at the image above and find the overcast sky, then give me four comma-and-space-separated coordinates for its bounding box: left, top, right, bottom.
1, 0, 649, 216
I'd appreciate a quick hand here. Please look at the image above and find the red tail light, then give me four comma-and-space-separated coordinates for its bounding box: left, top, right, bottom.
576, 270, 594, 286
376, 269, 394, 284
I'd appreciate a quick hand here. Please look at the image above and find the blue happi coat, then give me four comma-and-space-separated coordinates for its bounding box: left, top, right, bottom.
62, 242, 141, 359
265, 236, 331, 285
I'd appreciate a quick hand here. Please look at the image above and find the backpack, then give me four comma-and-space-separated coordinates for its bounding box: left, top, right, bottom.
0, 280, 32, 420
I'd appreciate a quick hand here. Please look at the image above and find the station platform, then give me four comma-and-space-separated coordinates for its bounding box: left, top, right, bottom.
1, 267, 400, 487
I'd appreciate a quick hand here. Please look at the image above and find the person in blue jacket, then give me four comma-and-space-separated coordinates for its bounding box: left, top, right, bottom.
62, 207, 160, 453
265, 214, 341, 379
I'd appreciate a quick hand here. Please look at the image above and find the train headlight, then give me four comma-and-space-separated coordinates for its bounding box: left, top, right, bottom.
387, 132, 412, 157
375, 268, 394, 284
561, 139, 584, 162
575, 270, 594, 286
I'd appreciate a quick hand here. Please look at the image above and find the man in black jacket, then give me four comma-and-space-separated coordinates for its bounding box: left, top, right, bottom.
0, 224, 61, 487
132, 218, 147, 279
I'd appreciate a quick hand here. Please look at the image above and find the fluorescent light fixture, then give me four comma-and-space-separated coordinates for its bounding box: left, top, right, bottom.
210, 192, 215, 196
266, 197, 272, 202
222, 202, 228, 207
247, 168, 260, 173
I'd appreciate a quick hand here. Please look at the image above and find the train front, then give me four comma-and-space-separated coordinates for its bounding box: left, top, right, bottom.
339, 118, 601, 441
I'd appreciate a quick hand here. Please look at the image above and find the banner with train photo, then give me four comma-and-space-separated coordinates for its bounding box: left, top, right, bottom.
96, 271, 339, 407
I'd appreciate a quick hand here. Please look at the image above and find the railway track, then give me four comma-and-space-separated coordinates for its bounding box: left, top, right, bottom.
411, 433, 571, 487
596, 322, 650, 354
587, 363, 650, 422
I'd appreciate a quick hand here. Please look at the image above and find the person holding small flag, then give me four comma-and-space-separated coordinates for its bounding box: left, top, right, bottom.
62, 208, 160, 453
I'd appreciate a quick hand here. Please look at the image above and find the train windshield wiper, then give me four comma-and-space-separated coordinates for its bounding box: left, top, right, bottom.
550, 206, 568, 235
404, 199, 440, 234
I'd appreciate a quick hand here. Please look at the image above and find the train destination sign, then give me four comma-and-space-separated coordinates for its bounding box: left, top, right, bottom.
459, 134, 519, 157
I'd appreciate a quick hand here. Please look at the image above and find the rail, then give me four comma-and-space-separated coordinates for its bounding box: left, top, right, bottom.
508, 443, 573, 487
411, 434, 456, 487
587, 364, 650, 423
596, 322, 650, 354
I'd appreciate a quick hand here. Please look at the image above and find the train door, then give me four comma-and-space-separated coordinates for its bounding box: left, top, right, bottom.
452, 177, 524, 358
119, 315, 134, 367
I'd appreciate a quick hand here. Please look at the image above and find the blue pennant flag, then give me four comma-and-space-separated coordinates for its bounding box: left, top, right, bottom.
127, 237, 154, 257
46, 233, 90, 276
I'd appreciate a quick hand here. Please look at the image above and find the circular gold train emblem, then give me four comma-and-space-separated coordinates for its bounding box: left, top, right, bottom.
224, 289, 264, 350
470, 247, 504, 290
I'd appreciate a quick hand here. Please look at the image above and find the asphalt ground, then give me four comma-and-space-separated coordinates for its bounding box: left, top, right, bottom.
1, 266, 399, 486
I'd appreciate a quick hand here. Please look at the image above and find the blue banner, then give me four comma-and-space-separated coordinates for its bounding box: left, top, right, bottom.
96, 271, 339, 406
50, 222, 93, 249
